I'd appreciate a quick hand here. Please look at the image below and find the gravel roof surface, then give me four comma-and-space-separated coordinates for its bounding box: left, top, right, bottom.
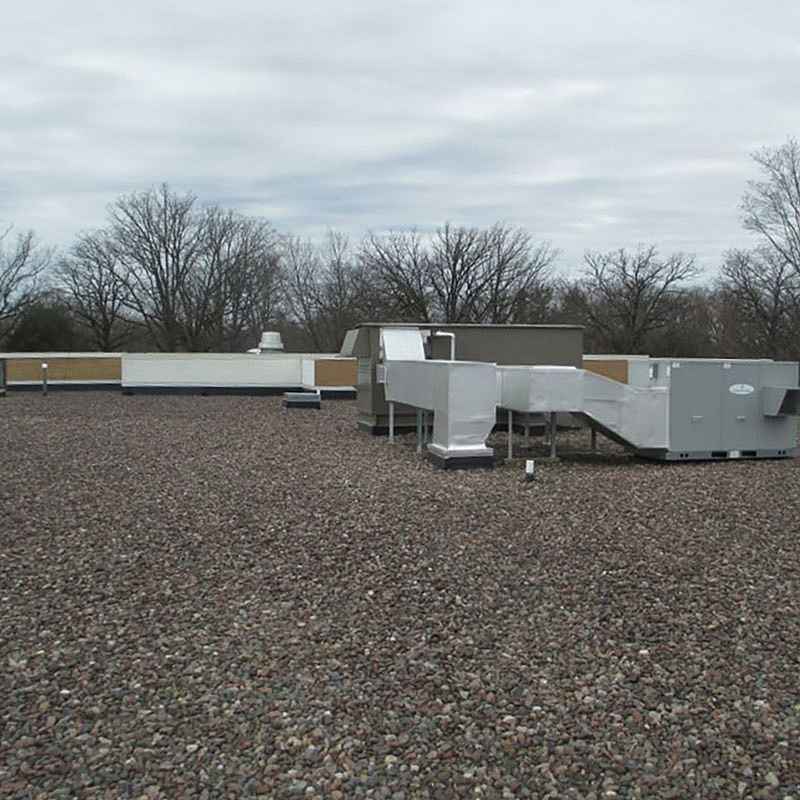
1, 392, 799, 799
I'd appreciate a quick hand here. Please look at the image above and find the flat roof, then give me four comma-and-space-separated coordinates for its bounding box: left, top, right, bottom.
4, 391, 798, 795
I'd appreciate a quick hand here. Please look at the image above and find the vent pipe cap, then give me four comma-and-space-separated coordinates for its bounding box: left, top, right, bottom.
258, 331, 284, 352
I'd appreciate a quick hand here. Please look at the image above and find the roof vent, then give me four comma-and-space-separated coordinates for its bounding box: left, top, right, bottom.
258, 331, 284, 352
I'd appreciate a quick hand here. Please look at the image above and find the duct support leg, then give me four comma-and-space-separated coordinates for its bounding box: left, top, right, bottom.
524, 416, 530, 447
416, 409, 422, 454
507, 409, 513, 461
590, 427, 597, 453
388, 401, 395, 445
549, 412, 557, 460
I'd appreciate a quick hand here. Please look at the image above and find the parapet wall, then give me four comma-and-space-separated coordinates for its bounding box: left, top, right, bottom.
0, 352, 356, 394
0, 353, 123, 386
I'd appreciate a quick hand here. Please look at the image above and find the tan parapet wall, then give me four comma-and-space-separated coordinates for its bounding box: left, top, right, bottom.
314, 358, 357, 387
6, 356, 122, 383
5, 353, 352, 387
582, 358, 629, 384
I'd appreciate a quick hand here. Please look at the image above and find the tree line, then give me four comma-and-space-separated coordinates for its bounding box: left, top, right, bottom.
2, 138, 799, 359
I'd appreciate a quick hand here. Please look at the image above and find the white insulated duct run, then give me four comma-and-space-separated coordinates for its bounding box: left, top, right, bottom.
498, 366, 670, 451
379, 327, 495, 466
384, 359, 497, 467
378, 327, 668, 466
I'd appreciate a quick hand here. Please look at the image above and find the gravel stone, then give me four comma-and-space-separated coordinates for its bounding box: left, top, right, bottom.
1, 392, 799, 798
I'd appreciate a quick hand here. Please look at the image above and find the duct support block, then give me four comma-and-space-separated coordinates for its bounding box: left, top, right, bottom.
427, 449, 496, 470
283, 391, 321, 409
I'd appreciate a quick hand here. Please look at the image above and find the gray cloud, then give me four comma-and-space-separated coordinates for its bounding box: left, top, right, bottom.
2, 0, 800, 275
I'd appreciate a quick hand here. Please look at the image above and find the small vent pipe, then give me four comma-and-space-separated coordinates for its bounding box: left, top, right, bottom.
433, 331, 456, 360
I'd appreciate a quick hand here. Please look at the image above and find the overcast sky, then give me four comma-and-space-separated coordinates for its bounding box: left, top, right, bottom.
3, 0, 800, 275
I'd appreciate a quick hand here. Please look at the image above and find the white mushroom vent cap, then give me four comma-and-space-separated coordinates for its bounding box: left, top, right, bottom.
258, 331, 284, 351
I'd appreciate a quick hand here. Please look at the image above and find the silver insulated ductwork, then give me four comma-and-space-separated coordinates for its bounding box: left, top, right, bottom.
380, 328, 496, 468
378, 326, 800, 468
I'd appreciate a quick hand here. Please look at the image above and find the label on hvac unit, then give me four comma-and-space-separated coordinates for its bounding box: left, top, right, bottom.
729, 383, 755, 396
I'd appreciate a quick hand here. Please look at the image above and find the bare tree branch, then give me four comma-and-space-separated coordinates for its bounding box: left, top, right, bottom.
717, 248, 800, 359
742, 137, 800, 275
359, 230, 432, 321
58, 230, 133, 351
577, 245, 699, 353
97, 185, 282, 351
283, 231, 377, 351
0, 225, 51, 341
360, 222, 556, 324
110, 184, 202, 351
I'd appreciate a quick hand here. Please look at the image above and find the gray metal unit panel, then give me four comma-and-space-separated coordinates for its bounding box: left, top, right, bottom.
668, 361, 725, 453
432, 325, 583, 366
721, 362, 763, 452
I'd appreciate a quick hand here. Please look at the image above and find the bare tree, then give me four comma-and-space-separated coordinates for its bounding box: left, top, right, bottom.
717, 248, 800, 359
282, 236, 325, 349
741, 138, 800, 275
473, 225, 557, 323
426, 222, 558, 323
319, 230, 378, 346
647, 287, 723, 357
360, 223, 556, 324
211, 210, 284, 351
109, 184, 204, 351
100, 185, 283, 352
577, 245, 699, 353
0, 225, 51, 342
359, 230, 432, 321
168, 208, 279, 352
507, 280, 558, 324
428, 223, 492, 322
283, 231, 374, 351
58, 230, 132, 351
